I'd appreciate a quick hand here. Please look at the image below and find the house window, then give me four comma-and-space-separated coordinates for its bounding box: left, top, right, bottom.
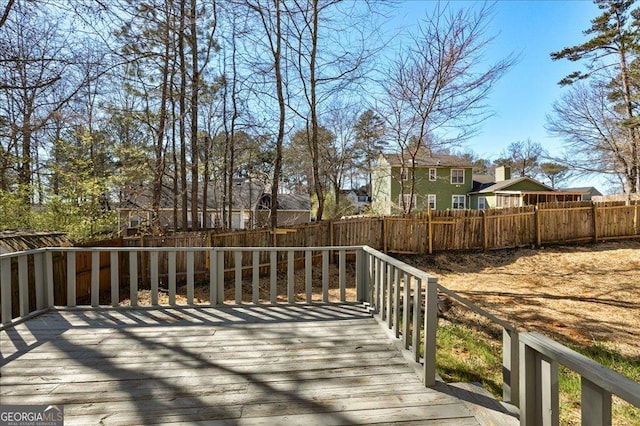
429, 168, 437, 181
452, 195, 465, 210
427, 194, 436, 210
478, 196, 487, 210
197, 212, 204, 227
450, 169, 465, 185
400, 166, 408, 181
128, 212, 140, 228
399, 193, 417, 209
128, 211, 148, 228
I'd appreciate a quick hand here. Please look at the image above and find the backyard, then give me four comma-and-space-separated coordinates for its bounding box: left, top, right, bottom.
400, 240, 640, 425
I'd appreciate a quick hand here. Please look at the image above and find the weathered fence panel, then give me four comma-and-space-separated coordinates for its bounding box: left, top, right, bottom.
115, 202, 639, 263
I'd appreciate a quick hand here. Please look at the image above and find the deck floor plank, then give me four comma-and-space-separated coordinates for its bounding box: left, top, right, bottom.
1, 304, 486, 425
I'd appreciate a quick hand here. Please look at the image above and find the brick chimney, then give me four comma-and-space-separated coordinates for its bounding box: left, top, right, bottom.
495, 166, 511, 182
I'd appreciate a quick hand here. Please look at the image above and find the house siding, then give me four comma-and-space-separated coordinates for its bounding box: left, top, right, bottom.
373, 162, 472, 213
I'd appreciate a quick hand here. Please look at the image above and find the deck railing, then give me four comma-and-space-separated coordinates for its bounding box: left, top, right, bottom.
519, 332, 640, 426
2, 245, 639, 425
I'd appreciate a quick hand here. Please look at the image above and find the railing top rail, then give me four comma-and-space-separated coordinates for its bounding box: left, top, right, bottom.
437, 284, 516, 332
520, 332, 640, 408
0, 245, 366, 258
362, 246, 437, 282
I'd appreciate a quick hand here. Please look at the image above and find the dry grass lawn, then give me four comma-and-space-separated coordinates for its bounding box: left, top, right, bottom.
400, 240, 640, 358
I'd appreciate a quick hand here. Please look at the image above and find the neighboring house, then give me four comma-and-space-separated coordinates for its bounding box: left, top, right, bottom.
340, 188, 371, 214
561, 187, 603, 201
255, 193, 312, 227
371, 151, 473, 215
469, 167, 584, 209
116, 179, 266, 234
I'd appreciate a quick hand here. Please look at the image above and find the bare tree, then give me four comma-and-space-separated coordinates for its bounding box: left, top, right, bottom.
547, 80, 632, 187
286, 0, 379, 221
499, 139, 543, 178
245, 0, 288, 230
380, 2, 514, 213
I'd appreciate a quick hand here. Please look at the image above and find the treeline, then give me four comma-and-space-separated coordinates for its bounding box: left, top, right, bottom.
2, 0, 636, 241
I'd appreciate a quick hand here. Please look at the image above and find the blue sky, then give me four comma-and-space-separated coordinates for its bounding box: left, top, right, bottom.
387, 1, 605, 189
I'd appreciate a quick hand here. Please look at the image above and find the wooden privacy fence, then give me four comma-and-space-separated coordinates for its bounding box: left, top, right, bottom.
116, 202, 640, 286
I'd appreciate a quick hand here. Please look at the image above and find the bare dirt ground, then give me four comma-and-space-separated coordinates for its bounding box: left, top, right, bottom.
399, 240, 640, 358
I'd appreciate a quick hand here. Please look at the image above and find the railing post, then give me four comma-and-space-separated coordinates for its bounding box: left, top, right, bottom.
128, 251, 137, 306
91, 251, 100, 307
149, 251, 159, 306
424, 276, 438, 387
209, 249, 217, 306
402, 272, 410, 350
67, 251, 77, 307
186, 251, 195, 305
412, 277, 421, 363
168, 251, 177, 305
386, 264, 393, 329
253, 250, 260, 304
305, 250, 312, 303
34, 252, 46, 310
270, 250, 278, 304
18, 255, 29, 316
216, 249, 224, 305
582, 377, 612, 426
520, 339, 559, 426
339, 249, 346, 302
355, 248, 363, 302
503, 327, 520, 406
322, 250, 329, 302
287, 250, 294, 303
1, 257, 12, 323
45, 251, 54, 308
110, 251, 119, 307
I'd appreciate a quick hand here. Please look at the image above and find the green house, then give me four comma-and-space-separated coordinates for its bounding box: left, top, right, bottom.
469, 166, 584, 209
371, 152, 473, 214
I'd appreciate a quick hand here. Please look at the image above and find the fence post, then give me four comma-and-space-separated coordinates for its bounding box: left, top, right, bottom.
383, 217, 388, 253
424, 277, 438, 387
535, 206, 542, 247
482, 210, 489, 251
592, 202, 599, 243
427, 210, 433, 254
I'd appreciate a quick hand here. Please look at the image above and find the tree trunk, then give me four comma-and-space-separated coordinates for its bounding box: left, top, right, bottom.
270, 0, 285, 230
179, 0, 188, 230
190, 0, 199, 230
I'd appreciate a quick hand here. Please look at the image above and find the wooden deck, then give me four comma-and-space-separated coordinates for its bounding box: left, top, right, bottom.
1, 304, 517, 425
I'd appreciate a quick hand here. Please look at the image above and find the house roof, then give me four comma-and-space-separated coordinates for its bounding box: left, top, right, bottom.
340, 188, 369, 197
381, 152, 472, 168
561, 187, 603, 196
471, 177, 555, 194
258, 193, 311, 211
118, 179, 266, 211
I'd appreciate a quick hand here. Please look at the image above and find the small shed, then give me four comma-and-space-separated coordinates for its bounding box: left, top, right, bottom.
0, 231, 72, 318
0, 231, 71, 254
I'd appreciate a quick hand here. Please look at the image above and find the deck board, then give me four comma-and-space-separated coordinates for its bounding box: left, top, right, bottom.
1, 304, 488, 425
